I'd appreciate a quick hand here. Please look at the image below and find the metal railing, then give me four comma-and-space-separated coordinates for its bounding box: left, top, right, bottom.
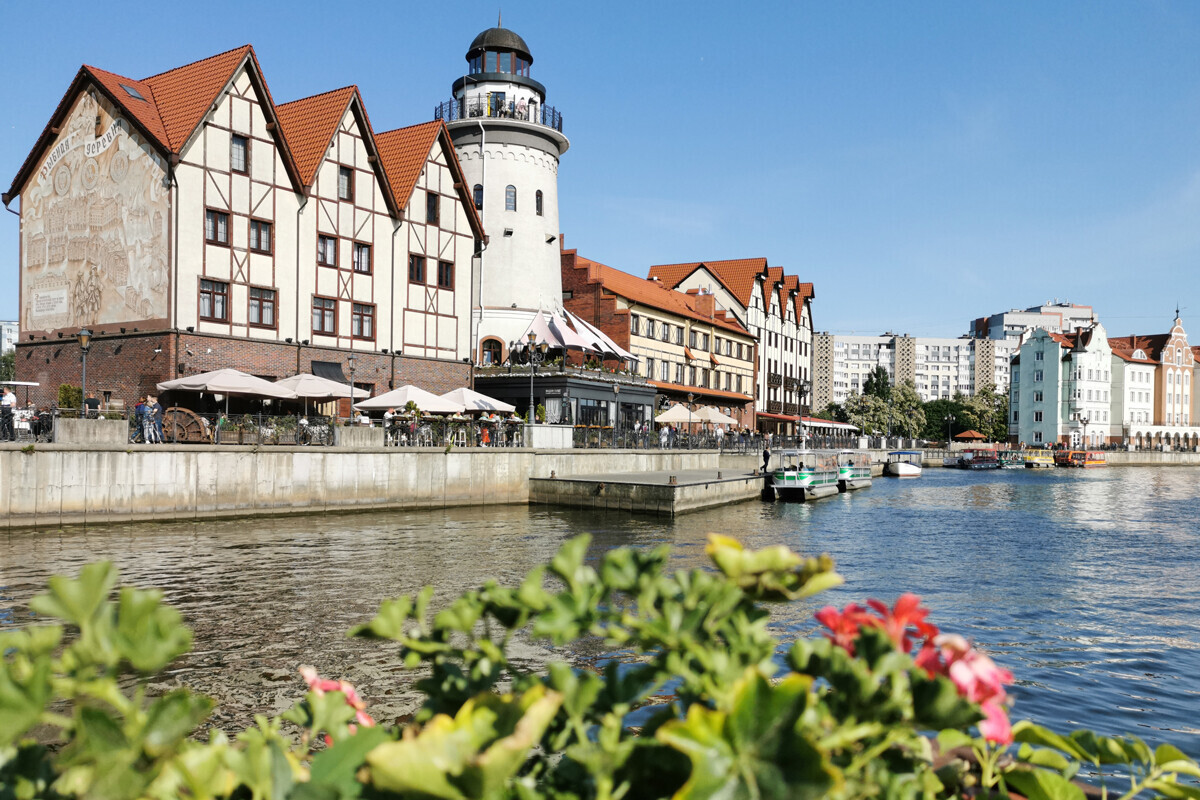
434, 98, 564, 132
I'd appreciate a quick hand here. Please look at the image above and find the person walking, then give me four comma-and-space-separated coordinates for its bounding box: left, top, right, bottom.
762, 443, 772, 474
149, 396, 165, 443
0, 387, 16, 442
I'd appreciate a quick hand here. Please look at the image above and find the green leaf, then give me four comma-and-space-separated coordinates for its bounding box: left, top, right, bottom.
28, 562, 118, 627
1156, 743, 1198, 769
348, 595, 413, 640
142, 690, 213, 758
1003, 767, 1086, 800
1012, 721, 1089, 761
306, 725, 389, 798
113, 587, 192, 673
936, 728, 975, 753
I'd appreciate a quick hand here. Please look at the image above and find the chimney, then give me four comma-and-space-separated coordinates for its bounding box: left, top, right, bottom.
694, 292, 715, 318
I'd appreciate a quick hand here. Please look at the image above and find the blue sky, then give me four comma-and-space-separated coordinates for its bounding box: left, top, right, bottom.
4, 1, 1200, 338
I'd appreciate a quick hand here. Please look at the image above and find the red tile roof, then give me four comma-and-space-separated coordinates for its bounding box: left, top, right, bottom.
649, 380, 753, 404
276, 86, 357, 187
648, 258, 769, 308
375, 120, 484, 239
141, 45, 253, 152
1108, 334, 1169, 363
82, 65, 170, 151
568, 252, 753, 336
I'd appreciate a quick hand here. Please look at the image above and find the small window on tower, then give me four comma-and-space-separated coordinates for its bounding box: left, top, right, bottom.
535, 190, 543, 216
473, 184, 483, 210
505, 185, 517, 211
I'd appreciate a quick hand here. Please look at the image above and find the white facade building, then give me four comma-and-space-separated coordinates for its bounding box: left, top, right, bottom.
970, 301, 1095, 342
1009, 325, 1112, 447
436, 25, 570, 363
0, 321, 16, 354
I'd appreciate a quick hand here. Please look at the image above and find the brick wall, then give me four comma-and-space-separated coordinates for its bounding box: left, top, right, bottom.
560, 249, 630, 367
14, 331, 469, 411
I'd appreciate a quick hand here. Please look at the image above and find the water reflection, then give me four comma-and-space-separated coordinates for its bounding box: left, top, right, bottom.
1, 466, 1198, 753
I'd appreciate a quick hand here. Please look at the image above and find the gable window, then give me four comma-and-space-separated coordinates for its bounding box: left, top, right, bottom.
505, 184, 516, 211
312, 296, 337, 335
353, 242, 372, 274
231, 134, 248, 174
535, 190, 543, 216
437, 260, 454, 289
317, 235, 338, 267
426, 192, 440, 225
248, 287, 276, 328
408, 254, 426, 284
199, 279, 228, 321
351, 303, 375, 340
338, 166, 354, 201
205, 209, 229, 245
249, 220, 272, 254
473, 184, 483, 210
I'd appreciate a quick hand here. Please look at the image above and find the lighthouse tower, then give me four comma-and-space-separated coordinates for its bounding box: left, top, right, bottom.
436, 23, 569, 363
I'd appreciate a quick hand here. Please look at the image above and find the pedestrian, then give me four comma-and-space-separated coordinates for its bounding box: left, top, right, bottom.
132, 396, 148, 443
0, 387, 16, 442
762, 443, 771, 473
83, 392, 100, 419
716, 425, 725, 451
659, 423, 668, 449
149, 395, 164, 443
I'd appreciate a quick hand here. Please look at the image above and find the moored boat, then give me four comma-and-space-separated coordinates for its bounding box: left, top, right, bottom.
1062, 450, 1107, 468
885, 450, 923, 478
1024, 451, 1055, 469
836, 450, 873, 492
997, 449, 1024, 469
772, 450, 840, 501
957, 449, 1000, 470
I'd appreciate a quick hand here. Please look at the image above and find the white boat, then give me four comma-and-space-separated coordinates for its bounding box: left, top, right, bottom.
885, 450, 923, 478
772, 449, 840, 502
836, 450, 873, 492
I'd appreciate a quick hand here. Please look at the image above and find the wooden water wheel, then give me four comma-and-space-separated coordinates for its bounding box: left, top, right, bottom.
162, 407, 211, 443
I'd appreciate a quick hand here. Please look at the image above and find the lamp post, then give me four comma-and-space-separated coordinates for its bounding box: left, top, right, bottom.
799, 379, 811, 449
347, 355, 357, 421
612, 383, 620, 446
78, 328, 92, 414
526, 332, 547, 423
946, 413, 955, 451
687, 392, 694, 449
1080, 416, 1089, 449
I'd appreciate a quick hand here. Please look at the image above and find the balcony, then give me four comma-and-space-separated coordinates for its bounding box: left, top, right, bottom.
767, 372, 783, 387
784, 377, 798, 391
767, 400, 783, 414
435, 98, 564, 133
783, 402, 799, 415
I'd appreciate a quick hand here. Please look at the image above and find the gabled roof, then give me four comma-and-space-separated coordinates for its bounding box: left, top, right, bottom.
275, 87, 358, 187
648, 258, 769, 309
1109, 334, 1168, 364
567, 251, 753, 337
376, 120, 484, 239
6, 44, 304, 202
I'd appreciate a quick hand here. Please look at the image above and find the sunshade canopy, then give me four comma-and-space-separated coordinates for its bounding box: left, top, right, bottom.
274, 373, 369, 400
653, 403, 699, 424
693, 406, 739, 426
439, 387, 516, 413
954, 429, 986, 440
353, 385, 464, 414
156, 368, 296, 399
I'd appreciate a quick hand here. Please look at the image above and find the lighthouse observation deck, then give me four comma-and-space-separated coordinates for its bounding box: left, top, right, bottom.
434, 96, 563, 133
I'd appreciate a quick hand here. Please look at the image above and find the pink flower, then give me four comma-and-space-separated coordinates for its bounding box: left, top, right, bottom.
979, 700, 1013, 745
815, 603, 871, 654
298, 666, 377, 741
865, 593, 939, 653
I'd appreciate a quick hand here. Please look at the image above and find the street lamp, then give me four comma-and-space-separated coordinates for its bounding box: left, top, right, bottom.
78, 328, 92, 414
526, 332, 547, 423
946, 413, 955, 450
799, 379, 811, 448
612, 383, 620, 445
347, 355, 356, 421
1080, 416, 1089, 449
687, 392, 694, 448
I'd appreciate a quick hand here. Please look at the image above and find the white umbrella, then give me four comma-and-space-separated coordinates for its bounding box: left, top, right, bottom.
353, 385, 464, 414
653, 403, 696, 424
693, 406, 739, 426
157, 368, 296, 414
439, 387, 516, 413
274, 373, 369, 399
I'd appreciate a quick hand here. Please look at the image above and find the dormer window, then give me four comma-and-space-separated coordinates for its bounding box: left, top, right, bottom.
120, 83, 146, 101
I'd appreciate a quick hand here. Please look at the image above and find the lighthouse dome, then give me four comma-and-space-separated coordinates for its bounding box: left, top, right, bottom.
467, 27, 533, 64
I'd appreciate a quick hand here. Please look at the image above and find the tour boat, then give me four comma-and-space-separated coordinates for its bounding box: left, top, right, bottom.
1060, 450, 1107, 468
772, 450, 840, 502
996, 449, 1025, 469
885, 450, 923, 478
1024, 451, 1055, 469
957, 449, 1000, 470
836, 450, 873, 492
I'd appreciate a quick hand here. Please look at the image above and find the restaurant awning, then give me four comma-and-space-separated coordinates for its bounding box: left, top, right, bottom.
310, 360, 349, 383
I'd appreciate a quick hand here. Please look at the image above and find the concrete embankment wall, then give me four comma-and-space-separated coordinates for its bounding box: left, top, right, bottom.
0, 445, 728, 529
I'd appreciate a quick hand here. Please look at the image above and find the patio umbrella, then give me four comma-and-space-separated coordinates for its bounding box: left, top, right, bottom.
653, 403, 695, 424
439, 387, 516, 413
954, 429, 986, 441
353, 384, 464, 414
693, 406, 739, 426
274, 373, 369, 415
157, 368, 296, 413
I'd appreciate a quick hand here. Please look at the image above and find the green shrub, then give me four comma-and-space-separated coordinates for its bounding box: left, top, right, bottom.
3, 537, 1197, 800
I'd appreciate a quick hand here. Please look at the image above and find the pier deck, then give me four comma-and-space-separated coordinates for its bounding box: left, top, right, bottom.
529, 468, 765, 516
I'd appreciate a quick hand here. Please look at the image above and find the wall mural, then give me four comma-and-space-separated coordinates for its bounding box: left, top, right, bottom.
20, 89, 169, 334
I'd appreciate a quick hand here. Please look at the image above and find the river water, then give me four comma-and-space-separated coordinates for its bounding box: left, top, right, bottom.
2, 465, 1198, 755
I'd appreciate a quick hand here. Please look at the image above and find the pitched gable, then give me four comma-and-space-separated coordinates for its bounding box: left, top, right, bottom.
648, 257, 768, 309
276, 87, 357, 187
376, 121, 485, 239
141, 45, 253, 152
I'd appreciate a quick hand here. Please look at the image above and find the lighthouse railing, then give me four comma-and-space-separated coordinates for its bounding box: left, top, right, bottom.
434, 99, 564, 133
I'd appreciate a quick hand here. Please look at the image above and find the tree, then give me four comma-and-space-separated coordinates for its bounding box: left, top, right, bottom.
863, 366, 892, 400
921, 398, 969, 442
843, 392, 889, 436
815, 401, 847, 423
888, 380, 926, 438
0, 351, 13, 382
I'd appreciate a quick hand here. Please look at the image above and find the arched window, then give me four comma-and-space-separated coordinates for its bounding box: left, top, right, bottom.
473, 184, 483, 210
535, 190, 543, 216
481, 338, 503, 366
505, 185, 517, 211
